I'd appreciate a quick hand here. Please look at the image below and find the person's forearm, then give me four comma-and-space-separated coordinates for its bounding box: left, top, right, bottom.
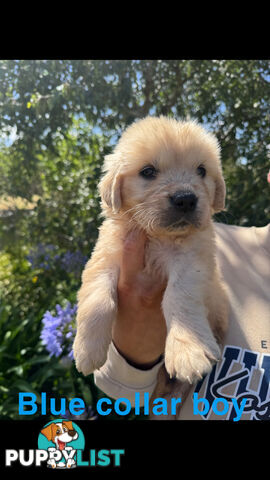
112, 229, 166, 367
112, 295, 166, 367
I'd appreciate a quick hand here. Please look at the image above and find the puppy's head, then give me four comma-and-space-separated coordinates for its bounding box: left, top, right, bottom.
99, 116, 225, 237
41, 421, 78, 449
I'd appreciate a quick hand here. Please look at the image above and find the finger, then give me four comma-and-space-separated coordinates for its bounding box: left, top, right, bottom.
119, 229, 147, 286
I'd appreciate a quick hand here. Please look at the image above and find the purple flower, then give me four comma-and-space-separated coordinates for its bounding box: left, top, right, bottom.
60, 251, 88, 275
27, 244, 87, 275
27, 244, 58, 270
40, 302, 77, 360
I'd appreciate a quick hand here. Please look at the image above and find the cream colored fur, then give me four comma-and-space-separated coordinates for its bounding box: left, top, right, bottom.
73, 116, 228, 383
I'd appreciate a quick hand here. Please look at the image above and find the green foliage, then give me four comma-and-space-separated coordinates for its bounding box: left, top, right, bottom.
0, 60, 269, 420
0, 60, 269, 225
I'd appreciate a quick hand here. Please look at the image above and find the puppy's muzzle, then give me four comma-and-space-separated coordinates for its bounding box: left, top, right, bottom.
169, 191, 198, 213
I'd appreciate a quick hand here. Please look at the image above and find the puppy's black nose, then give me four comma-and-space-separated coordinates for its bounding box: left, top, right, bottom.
169, 191, 198, 212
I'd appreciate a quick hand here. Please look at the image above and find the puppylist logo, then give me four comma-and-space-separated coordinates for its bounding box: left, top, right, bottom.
38, 419, 83, 469
5, 419, 124, 469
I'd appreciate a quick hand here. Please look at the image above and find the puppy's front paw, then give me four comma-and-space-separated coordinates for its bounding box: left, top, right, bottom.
73, 335, 109, 376
164, 326, 221, 384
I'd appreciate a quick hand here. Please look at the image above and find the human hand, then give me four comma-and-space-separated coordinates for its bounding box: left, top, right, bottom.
112, 229, 167, 369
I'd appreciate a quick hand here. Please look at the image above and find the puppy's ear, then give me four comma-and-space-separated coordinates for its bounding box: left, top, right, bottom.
41, 423, 54, 441
99, 155, 122, 213
63, 420, 73, 431
213, 174, 226, 212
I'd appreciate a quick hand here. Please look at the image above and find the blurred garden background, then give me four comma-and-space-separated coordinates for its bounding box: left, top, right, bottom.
0, 60, 269, 420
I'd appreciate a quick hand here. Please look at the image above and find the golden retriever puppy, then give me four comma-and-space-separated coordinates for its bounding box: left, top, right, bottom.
73, 116, 228, 383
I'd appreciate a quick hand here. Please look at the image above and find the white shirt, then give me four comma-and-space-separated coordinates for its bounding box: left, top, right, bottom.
94, 223, 270, 420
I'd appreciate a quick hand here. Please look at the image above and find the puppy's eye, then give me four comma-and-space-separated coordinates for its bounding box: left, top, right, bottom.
197, 165, 206, 177
139, 165, 158, 179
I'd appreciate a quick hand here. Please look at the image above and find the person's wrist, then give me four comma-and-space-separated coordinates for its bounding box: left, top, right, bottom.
112, 341, 164, 370
125, 354, 164, 370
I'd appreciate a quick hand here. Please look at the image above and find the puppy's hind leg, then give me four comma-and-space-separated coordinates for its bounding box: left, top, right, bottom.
73, 268, 118, 376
